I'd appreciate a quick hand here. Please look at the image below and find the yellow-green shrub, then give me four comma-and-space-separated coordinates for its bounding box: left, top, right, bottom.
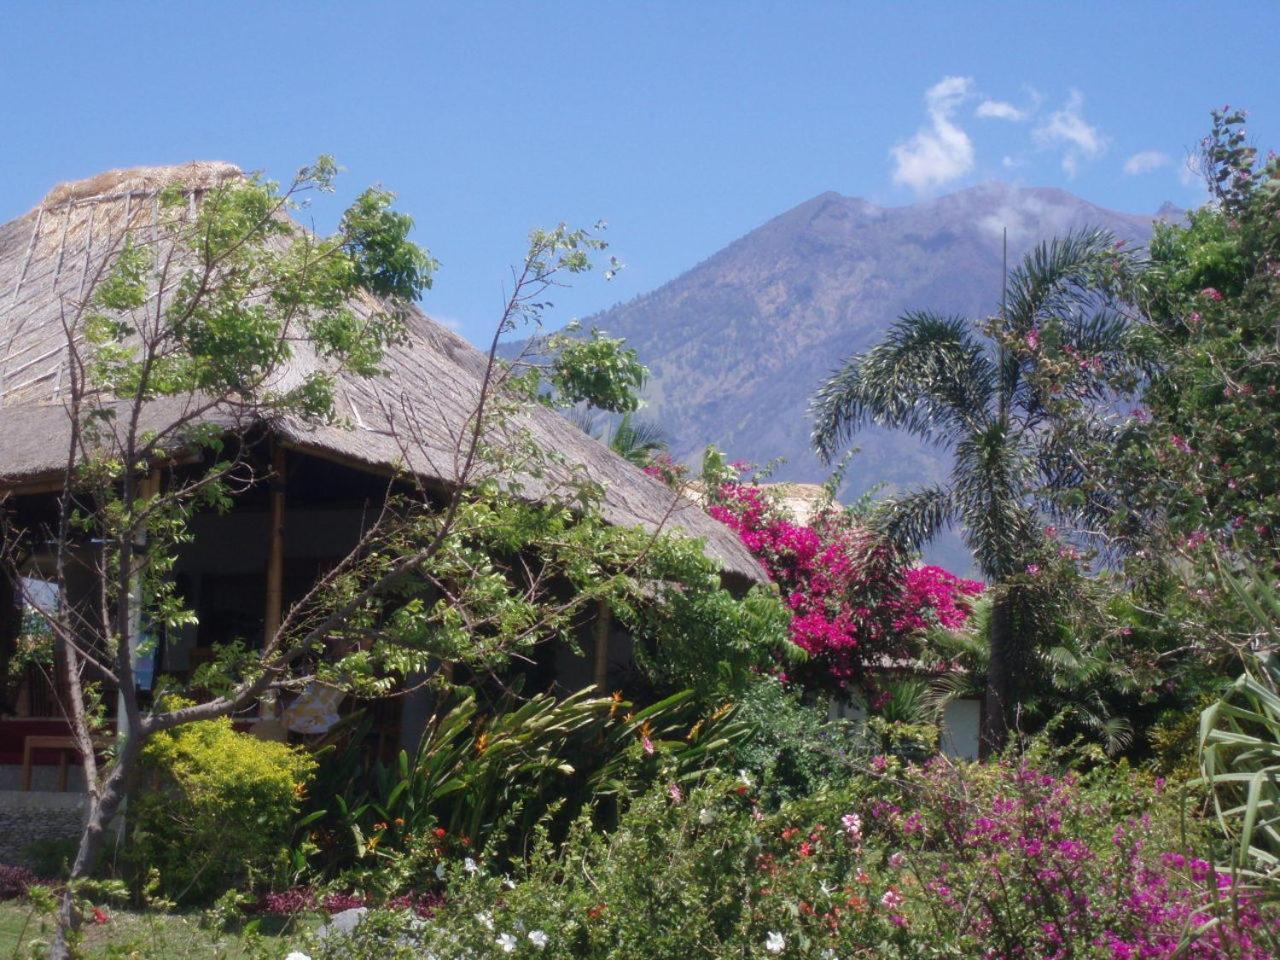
130, 716, 315, 903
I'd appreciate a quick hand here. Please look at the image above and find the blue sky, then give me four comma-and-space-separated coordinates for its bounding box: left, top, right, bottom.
3, 1, 1278, 343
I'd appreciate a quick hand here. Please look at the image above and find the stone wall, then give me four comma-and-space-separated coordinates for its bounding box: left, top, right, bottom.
0, 790, 86, 865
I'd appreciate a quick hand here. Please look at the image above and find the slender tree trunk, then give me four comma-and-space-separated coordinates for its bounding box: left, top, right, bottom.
981, 592, 1014, 757
51, 736, 140, 960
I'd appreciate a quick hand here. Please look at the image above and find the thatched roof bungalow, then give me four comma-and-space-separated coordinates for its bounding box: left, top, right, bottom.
0, 163, 764, 790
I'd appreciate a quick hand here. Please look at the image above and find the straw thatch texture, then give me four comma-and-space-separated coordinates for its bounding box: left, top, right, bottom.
0, 163, 764, 581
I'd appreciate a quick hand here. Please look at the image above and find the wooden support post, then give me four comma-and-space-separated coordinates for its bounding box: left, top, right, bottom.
254, 444, 288, 739
263, 444, 287, 648
592, 599, 612, 694
0, 569, 18, 714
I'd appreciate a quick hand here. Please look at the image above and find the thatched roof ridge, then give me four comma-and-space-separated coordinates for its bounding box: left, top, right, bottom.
38, 162, 243, 209
0, 164, 764, 582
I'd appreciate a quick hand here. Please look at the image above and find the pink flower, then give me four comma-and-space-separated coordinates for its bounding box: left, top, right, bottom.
667, 783, 683, 803
1026, 327, 1041, 350
642, 736, 654, 755
1169, 435, 1192, 454
1025, 564, 1040, 576
1201, 287, 1224, 301
880, 888, 905, 909
841, 813, 863, 842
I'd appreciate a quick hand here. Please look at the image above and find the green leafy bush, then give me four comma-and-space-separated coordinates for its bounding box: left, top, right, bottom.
305, 687, 749, 889
130, 715, 316, 904
728, 675, 868, 805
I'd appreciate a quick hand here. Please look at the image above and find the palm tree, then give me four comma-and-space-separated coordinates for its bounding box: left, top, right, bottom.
607, 412, 669, 467
810, 228, 1137, 753
567, 410, 669, 467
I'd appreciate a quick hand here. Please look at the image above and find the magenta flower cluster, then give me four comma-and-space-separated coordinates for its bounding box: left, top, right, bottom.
708, 481, 981, 686
893, 565, 984, 632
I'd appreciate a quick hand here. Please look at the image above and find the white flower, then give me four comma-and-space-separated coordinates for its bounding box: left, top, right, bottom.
497, 932, 518, 953
475, 911, 494, 930
528, 930, 549, 949
737, 769, 754, 787
765, 931, 786, 953
698, 807, 715, 825
435, 861, 447, 880
502, 876, 516, 889
285, 953, 312, 960
464, 856, 479, 874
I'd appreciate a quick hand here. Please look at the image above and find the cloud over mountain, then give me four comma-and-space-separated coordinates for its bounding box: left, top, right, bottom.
891, 76, 976, 192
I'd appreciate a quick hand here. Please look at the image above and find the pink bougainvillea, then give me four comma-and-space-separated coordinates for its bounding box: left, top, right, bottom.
893, 566, 984, 632
706, 478, 982, 689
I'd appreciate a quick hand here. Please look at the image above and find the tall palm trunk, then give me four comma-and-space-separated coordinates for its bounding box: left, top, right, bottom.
982, 592, 1014, 756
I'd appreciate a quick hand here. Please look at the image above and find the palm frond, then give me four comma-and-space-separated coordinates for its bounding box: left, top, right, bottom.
870, 485, 956, 553
952, 424, 1038, 578
1006, 227, 1120, 329
810, 312, 995, 462
609, 413, 668, 466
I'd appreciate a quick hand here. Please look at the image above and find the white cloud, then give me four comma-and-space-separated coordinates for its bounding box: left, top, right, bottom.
977, 193, 1078, 245
891, 76, 976, 192
1033, 90, 1107, 177
976, 99, 1027, 122
1123, 150, 1171, 175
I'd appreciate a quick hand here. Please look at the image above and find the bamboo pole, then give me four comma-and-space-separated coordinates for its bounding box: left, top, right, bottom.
255, 444, 288, 733
0, 569, 17, 714
263, 444, 287, 647
592, 599, 612, 694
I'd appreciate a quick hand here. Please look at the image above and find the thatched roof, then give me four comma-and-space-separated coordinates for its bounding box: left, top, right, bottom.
0, 163, 764, 582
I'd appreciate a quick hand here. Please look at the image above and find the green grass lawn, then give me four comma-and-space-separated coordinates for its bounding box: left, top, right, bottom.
0, 901, 311, 959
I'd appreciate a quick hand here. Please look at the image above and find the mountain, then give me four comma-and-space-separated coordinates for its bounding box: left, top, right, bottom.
578, 183, 1170, 572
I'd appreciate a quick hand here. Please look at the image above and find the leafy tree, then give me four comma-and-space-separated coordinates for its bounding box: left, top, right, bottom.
810, 229, 1139, 751
1111, 109, 1280, 576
